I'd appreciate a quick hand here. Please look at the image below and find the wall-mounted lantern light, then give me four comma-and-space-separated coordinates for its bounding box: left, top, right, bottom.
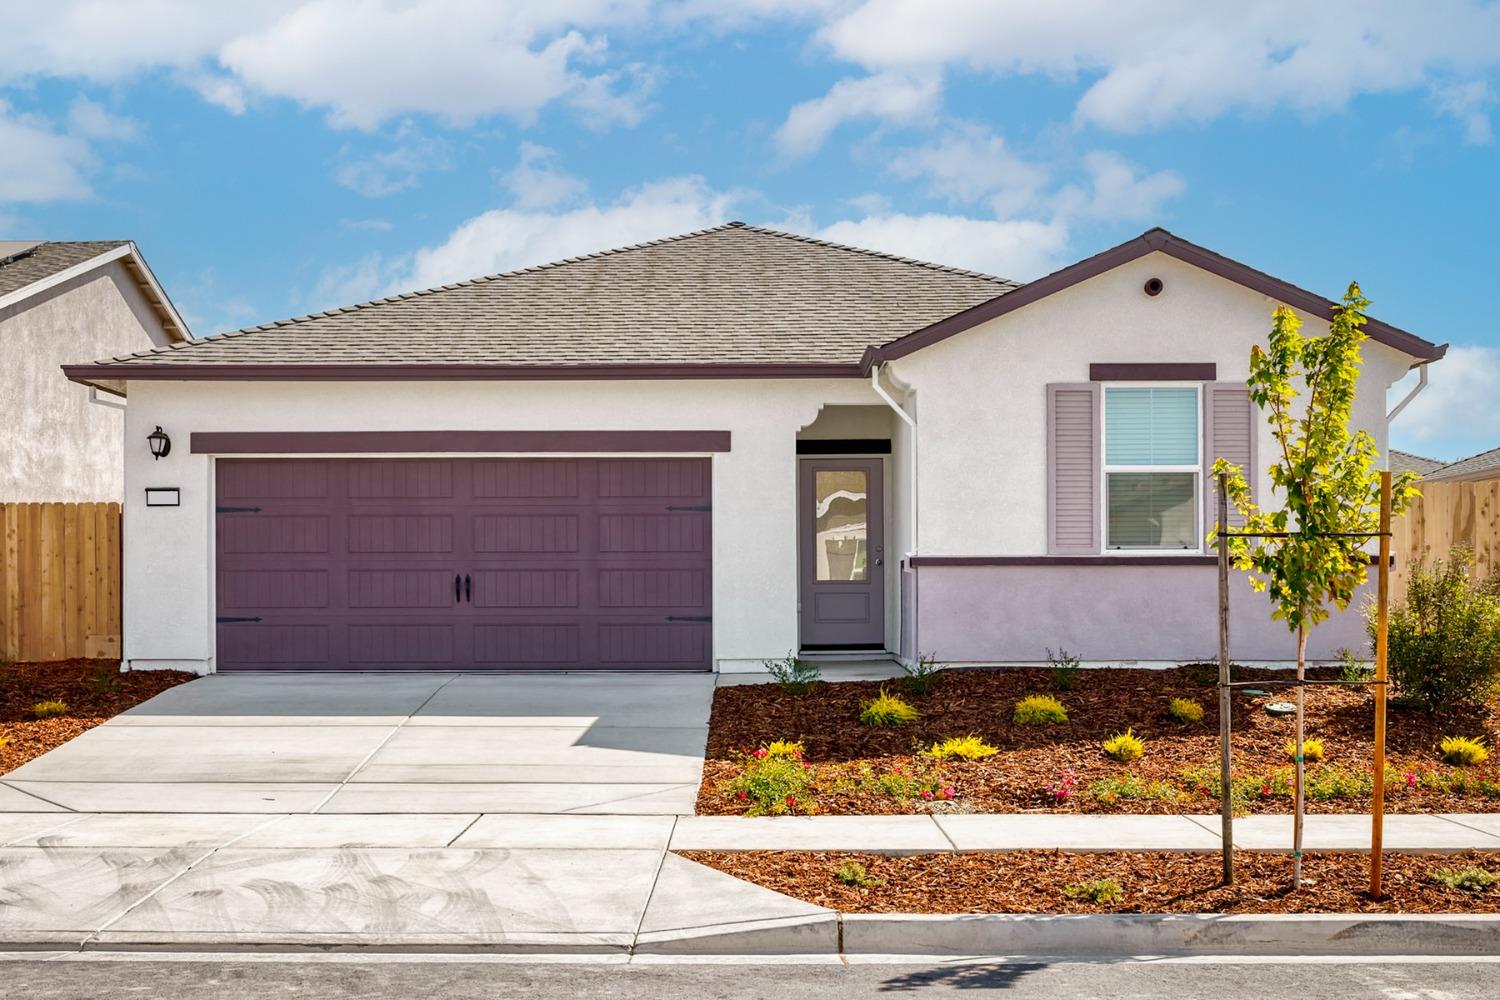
147, 425, 172, 460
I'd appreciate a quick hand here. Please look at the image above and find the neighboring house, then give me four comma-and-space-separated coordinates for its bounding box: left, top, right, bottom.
1, 241, 189, 501
1420, 447, 1500, 484
62, 225, 1446, 675
1389, 449, 1448, 478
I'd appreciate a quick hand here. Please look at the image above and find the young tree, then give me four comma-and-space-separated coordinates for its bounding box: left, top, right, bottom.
1214, 282, 1418, 889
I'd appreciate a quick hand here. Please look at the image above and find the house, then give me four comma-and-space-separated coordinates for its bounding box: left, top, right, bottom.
61, 225, 1446, 675
2, 240, 189, 501
1389, 449, 1448, 478
1418, 447, 1500, 484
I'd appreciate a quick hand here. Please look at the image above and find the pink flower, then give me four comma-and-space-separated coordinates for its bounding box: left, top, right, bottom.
753, 748, 768, 760
919, 789, 935, 800
803, 762, 812, 771
941, 786, 957, 799
1405, 771, 1418, 790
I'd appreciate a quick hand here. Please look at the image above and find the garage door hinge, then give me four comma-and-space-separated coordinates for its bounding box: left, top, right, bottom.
215, 505, 262, 514
216, 616, 263, 623
665, 504, 711, 512
665, 615, 711, 622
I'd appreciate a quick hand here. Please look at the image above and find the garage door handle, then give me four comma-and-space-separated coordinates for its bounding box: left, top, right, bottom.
464, 574, 472, 603
454, 574, 461, 604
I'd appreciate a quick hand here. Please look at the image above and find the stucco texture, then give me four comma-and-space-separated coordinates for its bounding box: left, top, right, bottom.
1, 261, 169, 501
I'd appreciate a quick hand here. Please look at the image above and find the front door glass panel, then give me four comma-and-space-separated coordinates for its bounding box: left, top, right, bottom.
814, 469, 868, 581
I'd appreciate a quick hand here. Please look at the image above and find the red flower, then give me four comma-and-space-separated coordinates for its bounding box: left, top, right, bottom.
785, 795, 797, 806
753, 748, 768, 760
736, 791, 748, 801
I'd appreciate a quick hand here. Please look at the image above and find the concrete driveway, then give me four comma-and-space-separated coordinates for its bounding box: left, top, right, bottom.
1, 672, 715, 815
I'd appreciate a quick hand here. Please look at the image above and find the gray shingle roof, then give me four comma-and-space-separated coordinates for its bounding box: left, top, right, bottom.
1424, 446, 1500, 482
1389, 449, 1448, 477
83, 223, 1018, 369
0, 241, 129, 297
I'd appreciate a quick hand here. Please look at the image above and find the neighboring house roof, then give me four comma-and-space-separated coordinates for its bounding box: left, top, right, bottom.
1389, 449, 1448, 477
0, 240, 191, 342
1424, 446, 1500, 483
62, 224, 1445, 391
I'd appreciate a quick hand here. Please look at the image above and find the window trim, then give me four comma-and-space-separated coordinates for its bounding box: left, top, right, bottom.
1099, 382, 1204, 554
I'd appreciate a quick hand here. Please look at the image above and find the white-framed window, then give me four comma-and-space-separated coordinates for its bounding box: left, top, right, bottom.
1101, 384, 1202, 551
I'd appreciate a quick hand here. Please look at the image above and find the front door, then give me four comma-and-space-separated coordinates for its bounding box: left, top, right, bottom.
798, 458, 884, 649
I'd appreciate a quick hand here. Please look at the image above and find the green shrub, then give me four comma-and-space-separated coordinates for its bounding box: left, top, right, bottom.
835, 861, 884, 888
925, 735, 999, 761
1089, 773, 1181, 805
1064, 879, 1124, 904
1102, 729, 1145, 763
723, 741, 816, 815
1286, 738, 1325, 763
764, 653, 822, 694
859, 687, 920, 727
1013, 694, 1068, 725
902, 653, 941, 696
31, 700, 68, 719
1047, 647, 1081, 691
1166, 697, 1205, 724
1431, 867, 1499, 892
1335, 647, 1374, 685
1376, 546, 1500, 712
86, 660, 121, 694
1440, 735, 1490, 766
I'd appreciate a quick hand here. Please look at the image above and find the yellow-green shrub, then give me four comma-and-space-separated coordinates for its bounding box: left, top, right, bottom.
31, 700, 68, 719
834, 861, 883, 888
1285, 738, 1325, 763
1431, 867, 1499, 892
859, 687, 920, 727
925, 735, 998, 761
1441, 735, 1490, 766
1064, 879, 1124, 904
1102, 729, 1144, 763
1013, 694, 1068, 725
1166, 697, 1204, 724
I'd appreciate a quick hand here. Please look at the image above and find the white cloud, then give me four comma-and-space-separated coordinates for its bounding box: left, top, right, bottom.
1389, 344, 1500, 460
887, 124, 1048, 214
0, 101, 95, 203
816, 214, 1069, 280
812, 1, 1500, 133
502, 142, 588, 209
66, 97, 141, 141
775, 71, 941, 156
1433, 80, 1495, 143
392, 174, 738, 291
1052, 151, 1185, 223
334, 124, 452, 197
311, 252, 394, 310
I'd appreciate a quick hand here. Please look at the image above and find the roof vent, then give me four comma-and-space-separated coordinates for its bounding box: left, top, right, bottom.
1144, 277, 1164, 297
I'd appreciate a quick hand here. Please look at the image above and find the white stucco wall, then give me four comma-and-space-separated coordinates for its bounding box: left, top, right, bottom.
122, 377, 882, 673
888, 251, 1413, 556
1, 261, 174, 501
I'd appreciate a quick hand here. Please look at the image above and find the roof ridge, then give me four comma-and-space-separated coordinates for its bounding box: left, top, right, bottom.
1390, 447, 1445, 464
732, 222, 1019, 286
1436, 444, 1500, 467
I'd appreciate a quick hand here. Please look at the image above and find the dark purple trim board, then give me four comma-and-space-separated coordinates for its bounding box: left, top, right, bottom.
192, 430, 732, 454
63, 362, 862, 384
911, 555, 1217, 567
861, 228, 1446, 371
1090, 362, 1217, 381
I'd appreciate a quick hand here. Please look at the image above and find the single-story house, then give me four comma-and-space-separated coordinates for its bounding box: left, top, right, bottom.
2, 240, 189, 501
1417, 447, 1500, 485
1389, 450, 1448, 479
62, 224, 1446, 675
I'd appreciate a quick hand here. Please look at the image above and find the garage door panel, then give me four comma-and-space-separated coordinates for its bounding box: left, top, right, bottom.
216, 457, 711, 671
347, 514, 454, 554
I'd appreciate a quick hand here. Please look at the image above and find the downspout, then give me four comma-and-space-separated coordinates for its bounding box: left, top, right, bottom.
1385, 362, 1428, 424
871, 363, 917, 558
87, 386, 127, 411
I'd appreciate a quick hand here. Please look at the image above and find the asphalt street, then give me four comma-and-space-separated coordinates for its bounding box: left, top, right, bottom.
0, 956, 1493, 999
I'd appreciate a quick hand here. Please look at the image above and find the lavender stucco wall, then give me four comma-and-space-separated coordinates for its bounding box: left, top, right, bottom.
915, 563, 1371, 664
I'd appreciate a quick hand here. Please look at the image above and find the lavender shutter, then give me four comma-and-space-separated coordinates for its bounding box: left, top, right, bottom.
1047, 383, 1101, 554
1204, 381, 1256, 531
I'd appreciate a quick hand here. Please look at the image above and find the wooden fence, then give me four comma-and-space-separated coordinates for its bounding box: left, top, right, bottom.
0, 503, 122, 662
1392, 477, 1500, 599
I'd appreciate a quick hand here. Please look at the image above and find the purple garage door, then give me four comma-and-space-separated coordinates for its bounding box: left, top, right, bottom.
214, 458, 712, 671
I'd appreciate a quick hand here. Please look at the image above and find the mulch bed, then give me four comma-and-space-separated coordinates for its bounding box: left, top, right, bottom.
681, 849, 1500, 914
697, 665, 1500, 815
0, 659, 196, 775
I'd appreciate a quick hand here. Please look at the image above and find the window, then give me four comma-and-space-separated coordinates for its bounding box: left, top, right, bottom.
1103, 386, 1200, 550
813, 469, 869, 580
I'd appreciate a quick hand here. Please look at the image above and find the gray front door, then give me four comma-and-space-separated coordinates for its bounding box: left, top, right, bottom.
798, 458, 884, 648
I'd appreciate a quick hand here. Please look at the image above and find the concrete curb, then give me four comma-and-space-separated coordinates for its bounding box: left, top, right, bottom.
838, 912, 1500, 957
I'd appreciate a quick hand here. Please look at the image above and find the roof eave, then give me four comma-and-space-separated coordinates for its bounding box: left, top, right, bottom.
61, 361, 867, 386
0, 243, 192, 344
861, 229, 1447, 373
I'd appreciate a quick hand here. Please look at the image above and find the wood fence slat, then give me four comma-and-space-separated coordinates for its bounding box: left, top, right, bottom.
63, 504, 80, 658
0, 502, 123, 663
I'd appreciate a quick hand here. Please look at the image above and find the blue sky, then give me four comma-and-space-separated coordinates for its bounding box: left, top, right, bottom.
2, 1, 1497, 460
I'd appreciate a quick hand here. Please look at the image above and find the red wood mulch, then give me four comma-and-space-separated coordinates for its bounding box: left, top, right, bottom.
682, 849, 1500, 914
697, 666, 1500, 816
0, 659, 196, 775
